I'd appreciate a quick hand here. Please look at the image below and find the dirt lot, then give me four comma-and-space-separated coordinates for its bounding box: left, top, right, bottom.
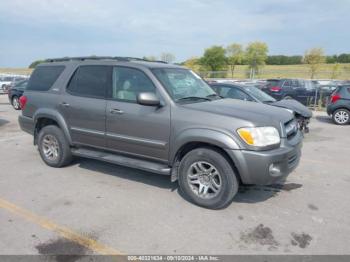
0, 94, 349, 256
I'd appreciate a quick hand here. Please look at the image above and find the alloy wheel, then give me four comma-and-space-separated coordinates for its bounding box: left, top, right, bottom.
334, 110, 349, 124
42, 134, 60, 161
187, 161, 222, 199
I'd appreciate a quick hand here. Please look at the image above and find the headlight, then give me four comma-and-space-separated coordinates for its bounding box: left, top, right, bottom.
237, 127, 280, 147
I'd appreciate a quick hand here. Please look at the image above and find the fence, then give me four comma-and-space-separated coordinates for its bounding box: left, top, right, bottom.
197, 66, 350, 80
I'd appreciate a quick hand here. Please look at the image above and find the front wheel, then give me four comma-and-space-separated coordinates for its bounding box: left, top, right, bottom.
178, 148, 239, 209
332, 109, 350, 125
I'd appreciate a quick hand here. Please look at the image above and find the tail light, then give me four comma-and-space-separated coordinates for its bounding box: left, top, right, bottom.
330, 93, 341, 104
19, 95, 27, 110
270, 86, 282, 92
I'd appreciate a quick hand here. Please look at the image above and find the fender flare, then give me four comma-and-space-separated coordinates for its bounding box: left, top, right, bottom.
33, 109, 72, 145
170, 128, 241, 164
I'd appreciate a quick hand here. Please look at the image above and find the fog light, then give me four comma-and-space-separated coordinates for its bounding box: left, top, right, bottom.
269, 163, 281, 177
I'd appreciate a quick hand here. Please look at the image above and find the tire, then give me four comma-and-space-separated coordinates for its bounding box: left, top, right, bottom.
11, 96, 20, 110
332, 108, 350, 125
178, 147, 239, 209
38, 125, 73, 167
283, 96, 293, 100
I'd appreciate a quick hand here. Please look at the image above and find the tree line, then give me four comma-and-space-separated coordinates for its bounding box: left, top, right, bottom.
182, 42, 345, 79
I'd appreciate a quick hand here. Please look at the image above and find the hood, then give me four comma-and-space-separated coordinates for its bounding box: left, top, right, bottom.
182, 98, 294, 128
269, 99, 313, 118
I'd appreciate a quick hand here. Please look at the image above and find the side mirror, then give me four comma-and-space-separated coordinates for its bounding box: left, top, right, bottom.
137, 92, 160, 106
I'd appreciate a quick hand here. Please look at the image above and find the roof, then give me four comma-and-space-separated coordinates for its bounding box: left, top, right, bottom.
39, 56, 184, 69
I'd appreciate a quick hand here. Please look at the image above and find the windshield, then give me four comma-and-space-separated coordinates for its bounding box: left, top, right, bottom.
244, 85, 276, 102
266, 80, 280, 88
152, 68, 217, 102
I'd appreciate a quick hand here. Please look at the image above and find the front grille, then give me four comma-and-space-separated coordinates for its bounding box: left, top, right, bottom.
284, 119, 298, 139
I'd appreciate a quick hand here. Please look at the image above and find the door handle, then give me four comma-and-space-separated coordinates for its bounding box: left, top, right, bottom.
110, 108, 124, 114
61, 102, 70, 107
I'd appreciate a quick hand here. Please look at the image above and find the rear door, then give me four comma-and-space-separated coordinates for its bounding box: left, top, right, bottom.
60, 65, 111, 148
105, 66, 171, 162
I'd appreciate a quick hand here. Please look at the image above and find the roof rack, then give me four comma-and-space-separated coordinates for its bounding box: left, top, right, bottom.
45, 56, 168, 63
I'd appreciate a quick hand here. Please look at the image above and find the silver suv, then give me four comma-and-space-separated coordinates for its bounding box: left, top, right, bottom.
19, 57, 302, 209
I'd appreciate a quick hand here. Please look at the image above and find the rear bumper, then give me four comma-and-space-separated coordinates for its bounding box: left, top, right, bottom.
326, 104, 334, 116
226, 132, 303, 185
18, 115, 34, 135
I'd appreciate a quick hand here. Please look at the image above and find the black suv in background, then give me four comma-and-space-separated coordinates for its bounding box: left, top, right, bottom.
8, 80, 28, 110
327, 85, 350, 125
262, 79, 315, 105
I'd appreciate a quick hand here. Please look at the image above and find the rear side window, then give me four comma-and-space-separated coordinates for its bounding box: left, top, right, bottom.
283, 80, 292, 87
67, 66, 112, 99
27, 66, 64, 91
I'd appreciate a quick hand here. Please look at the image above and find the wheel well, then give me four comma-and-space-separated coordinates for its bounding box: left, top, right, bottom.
334, 107, 350, 112
173, 142, 242, 184
34, 117, 59, 144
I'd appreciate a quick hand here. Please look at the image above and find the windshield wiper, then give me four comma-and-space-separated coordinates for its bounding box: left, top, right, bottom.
206, 93, 222, 99
177, 96, 212, 102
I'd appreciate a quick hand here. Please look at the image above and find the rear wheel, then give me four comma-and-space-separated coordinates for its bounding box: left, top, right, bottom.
12, 96, 20, 110
178, 148, 238, 209
332, 109, 350, 125
38, 125, 73, 167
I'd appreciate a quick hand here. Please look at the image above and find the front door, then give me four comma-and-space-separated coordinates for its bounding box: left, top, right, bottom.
106, 66, 171, 162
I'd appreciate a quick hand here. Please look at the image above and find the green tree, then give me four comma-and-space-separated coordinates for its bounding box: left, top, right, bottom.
142, 56, 158, 61
183, 57, 200, 71
225, 43, 244, 78
29, 59, 45, 68
303, 48, 325, 79
245, 41, 269, 78
200, 46, 227, 72
160, 53, 175, 63
338, 53, 350, 63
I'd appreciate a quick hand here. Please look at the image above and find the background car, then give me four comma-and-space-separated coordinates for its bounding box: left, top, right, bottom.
0, 75, 28, 94
210, 82, 312, 132
7, 79, 28, 110
262, 78, 317, 105
327, 85, 350, 125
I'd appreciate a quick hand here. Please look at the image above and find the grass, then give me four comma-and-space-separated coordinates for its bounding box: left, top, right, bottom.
1, 63, 350, 79
0, 68, 33, 76
196, 63, 350, 80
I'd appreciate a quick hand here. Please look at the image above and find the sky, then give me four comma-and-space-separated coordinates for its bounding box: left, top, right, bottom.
0, 0, 349, 67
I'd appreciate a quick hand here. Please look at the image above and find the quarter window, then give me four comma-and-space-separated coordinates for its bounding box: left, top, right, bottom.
27, 66, 65, 91
110, 67, 156, 102
67, 66, 111, 98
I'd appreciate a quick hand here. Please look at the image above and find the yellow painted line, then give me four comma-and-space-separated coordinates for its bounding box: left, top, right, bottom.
0, 198, 123, 255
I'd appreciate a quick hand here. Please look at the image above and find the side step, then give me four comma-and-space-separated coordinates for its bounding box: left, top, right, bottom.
72, 148, 171, 175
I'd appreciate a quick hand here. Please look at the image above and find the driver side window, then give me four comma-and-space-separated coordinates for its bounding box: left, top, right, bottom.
110, 67, 156, 102
227, 87, 253, 101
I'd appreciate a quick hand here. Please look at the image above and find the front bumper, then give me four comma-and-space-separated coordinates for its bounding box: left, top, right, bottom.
226, 131, 303, 185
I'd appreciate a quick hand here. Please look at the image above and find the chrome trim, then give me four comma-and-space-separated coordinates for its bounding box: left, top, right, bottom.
70, 127, 105, 136
106, 132, 166, 149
